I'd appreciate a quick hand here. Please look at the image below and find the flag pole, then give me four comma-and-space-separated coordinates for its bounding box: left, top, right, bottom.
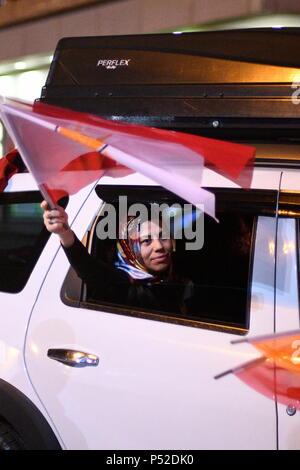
38, 183, 56, 210
214, 356, 266, 380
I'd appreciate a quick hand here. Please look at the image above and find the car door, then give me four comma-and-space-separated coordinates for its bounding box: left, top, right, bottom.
24, 174, 281, 450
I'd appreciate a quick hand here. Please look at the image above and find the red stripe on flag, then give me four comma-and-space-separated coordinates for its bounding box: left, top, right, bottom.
43, 151, 132, 203
0, 149, 23, 191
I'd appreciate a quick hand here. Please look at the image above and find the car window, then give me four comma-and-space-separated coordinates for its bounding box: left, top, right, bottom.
0, 191, 50, 293
62, 186, 278, 334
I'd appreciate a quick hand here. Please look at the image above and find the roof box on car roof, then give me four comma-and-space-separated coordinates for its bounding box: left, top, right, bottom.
40, 28, 300, 139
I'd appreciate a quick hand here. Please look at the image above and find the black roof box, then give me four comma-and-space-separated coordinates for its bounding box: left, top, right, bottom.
40, 28, 300, 139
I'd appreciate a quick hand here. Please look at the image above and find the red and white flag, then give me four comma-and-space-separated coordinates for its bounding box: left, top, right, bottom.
0, 97, 255, 217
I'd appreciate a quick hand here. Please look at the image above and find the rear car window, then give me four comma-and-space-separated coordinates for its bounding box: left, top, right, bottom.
62, 186, 278, 334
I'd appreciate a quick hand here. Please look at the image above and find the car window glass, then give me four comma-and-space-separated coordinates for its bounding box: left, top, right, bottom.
0, 192, 50, 293
90, 206, 253, 331
62, 186, 278, 334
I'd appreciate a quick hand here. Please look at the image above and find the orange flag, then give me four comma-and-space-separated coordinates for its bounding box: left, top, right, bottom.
215, 330, 300, 409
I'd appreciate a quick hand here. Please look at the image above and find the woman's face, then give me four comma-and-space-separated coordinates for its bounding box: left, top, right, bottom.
138, 220, 173, 273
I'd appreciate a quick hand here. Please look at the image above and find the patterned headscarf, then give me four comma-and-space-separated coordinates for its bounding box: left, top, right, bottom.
114, 216, 174, 281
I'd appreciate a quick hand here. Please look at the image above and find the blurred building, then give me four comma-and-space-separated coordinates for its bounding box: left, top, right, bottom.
0, 0, 300, 153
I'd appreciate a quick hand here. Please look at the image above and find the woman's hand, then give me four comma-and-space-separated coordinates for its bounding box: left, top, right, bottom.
41, 200, 75, 248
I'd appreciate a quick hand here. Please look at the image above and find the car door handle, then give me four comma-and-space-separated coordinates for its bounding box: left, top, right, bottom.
47, 349, 99, 368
